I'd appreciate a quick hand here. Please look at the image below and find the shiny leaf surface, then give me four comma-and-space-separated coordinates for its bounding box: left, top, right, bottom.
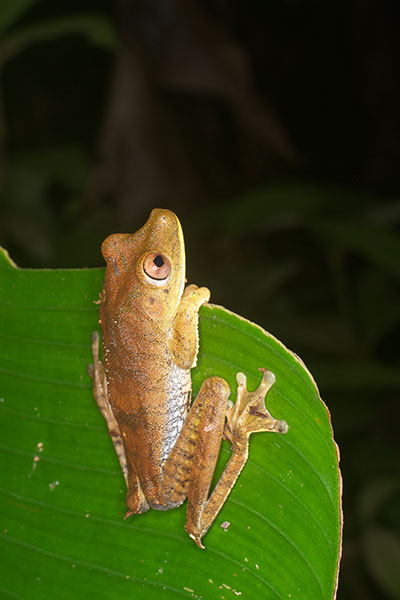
0, 248, 342, 599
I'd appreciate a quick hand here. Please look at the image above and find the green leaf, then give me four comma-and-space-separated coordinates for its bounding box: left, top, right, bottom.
363, 527, 400, 599
310, 218, 400, 279
197, 182, 374, 235
0, 13, 117, 64
0, 0, 40, 34
358, 479, 399, 523
0, 248, 342, 599
11, 145, 90, 191
220, 183, 325, 233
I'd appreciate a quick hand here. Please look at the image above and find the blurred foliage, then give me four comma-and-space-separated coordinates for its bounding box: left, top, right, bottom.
0, 1, 399, 599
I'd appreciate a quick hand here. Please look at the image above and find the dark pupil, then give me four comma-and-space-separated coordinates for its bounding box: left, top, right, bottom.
153, 255, 164, 268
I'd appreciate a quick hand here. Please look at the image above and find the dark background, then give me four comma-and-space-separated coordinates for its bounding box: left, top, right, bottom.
1, 1, 399, 598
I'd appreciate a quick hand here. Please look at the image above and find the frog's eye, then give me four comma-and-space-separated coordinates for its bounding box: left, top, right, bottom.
143, 252, 171, 281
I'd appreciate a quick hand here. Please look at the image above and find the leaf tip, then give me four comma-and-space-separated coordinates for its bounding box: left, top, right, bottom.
0, 246, 18, 269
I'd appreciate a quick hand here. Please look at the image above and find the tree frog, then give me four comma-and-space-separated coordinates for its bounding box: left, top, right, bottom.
88, 208, 288, 548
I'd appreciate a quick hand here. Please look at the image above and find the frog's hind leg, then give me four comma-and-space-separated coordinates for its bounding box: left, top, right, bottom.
184, 369, 288, 548
160, 377, 230, 513
159, 376, 231, 546
87, 331, 129, 483
88, 332, 149, 516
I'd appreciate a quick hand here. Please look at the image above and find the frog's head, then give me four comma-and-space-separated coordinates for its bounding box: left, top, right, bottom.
101, 209, 186, 323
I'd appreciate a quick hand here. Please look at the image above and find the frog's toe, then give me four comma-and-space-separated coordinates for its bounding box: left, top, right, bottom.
227, 368, 288, 440
188, 532, 206, 550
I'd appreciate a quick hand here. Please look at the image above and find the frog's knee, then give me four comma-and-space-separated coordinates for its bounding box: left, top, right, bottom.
201, 376, 230, 401
125, 486, 149, 516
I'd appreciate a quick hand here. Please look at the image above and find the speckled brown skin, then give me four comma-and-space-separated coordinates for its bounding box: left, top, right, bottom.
88, 209, 288, 548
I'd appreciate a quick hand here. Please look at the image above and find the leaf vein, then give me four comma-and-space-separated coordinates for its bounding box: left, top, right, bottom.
0, 533, 192, 597
231, 498, 325, 598
0, 442, 120, 476
0, 367, 90, 389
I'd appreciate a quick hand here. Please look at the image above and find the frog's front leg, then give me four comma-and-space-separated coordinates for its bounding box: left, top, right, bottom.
170, 284, 210, 369
88, 331, 149, 514
163, 369, 288, 549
